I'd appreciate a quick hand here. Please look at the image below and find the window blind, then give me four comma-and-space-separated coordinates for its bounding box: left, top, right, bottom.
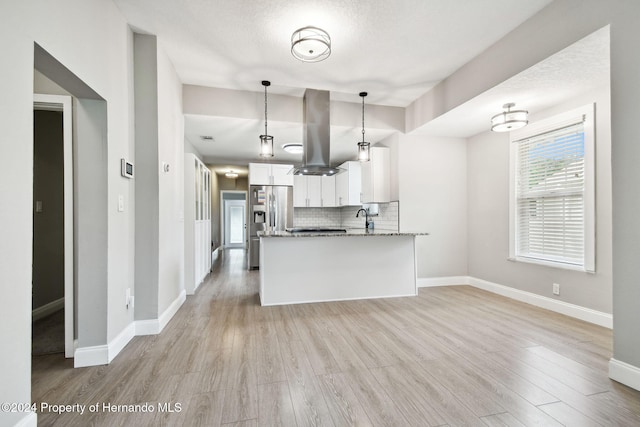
515, 121, 585, 265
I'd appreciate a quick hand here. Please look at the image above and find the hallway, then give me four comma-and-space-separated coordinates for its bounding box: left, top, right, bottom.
32, 249, 640, 426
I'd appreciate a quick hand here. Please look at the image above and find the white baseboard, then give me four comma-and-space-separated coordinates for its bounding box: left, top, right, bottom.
14, 412, 37, 427
108, 322, 136, 362
468, 277, 612, 328
135, 319, 160, 336
74, 343, 109, 367
417, 275, 612, 329
609, 358, 640, 391
75, 290, 186, 366
136, 289, 186, 336
75, 321, 136, 367
32, 297, 64, 321
417, 276, 470, 287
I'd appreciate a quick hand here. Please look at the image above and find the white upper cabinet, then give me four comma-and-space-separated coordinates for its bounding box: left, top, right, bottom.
271, 164, 294, 186
293, 175, 335, 207
249, 163, 294, 186
293, 175, 308, 207
321, 175, 336, 207
360, 147, 390, 203
335, 161, 362, 206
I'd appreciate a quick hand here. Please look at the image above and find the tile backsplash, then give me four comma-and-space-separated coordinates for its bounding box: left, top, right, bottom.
293, 201, 399, 231
292, 207, 341, 228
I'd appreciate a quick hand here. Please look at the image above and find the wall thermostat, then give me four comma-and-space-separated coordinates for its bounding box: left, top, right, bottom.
121, 158, 134, 178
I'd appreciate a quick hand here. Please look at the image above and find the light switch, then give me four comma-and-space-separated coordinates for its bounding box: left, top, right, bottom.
35, 201, 43, 213
118, 195, 124, 212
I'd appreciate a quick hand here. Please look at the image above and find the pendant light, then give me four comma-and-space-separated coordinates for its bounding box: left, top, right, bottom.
259, 80, 274, 157
357, 92, 370, 162
491, 102, 528, 132
291, 26, 331, 63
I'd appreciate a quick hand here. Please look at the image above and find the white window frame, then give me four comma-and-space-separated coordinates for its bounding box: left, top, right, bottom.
509, 103, 595, 273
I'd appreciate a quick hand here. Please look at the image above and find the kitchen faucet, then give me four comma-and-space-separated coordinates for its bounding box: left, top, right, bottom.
356, 208, 371, 229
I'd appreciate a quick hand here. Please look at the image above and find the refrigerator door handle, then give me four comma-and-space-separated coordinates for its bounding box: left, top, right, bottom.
269, 193, 275, 227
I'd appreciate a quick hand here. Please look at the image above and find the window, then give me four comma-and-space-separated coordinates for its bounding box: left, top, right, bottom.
509, 104, 595, 272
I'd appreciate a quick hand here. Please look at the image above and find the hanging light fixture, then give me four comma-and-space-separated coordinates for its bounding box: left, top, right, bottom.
357, 92, 370, 162
225, 170, 238, 178
491, 102, 528, 132
291, 26, 331, 63
259, 80, 274, 157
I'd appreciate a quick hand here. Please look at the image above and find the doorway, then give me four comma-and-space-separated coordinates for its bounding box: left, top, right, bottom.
221, 191, 247, 248
33, 94, 74, 358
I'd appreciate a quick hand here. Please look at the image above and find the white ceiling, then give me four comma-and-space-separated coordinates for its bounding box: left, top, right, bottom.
113, 0, 609, 169
414, 26, 610, 137
113, 0, 552, 107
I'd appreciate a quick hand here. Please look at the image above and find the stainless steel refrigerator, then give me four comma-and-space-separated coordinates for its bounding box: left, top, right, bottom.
248, 185, 293, 269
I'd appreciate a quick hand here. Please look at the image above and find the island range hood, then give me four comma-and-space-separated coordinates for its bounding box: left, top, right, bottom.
292, 89, 340, 176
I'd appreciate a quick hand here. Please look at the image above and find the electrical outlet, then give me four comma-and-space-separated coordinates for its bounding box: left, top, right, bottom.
553, 283, 560, 296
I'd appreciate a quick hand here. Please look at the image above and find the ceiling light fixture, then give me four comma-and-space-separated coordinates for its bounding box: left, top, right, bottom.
291, 26, 331, 63
282, 143, 303, 154
491, 102, 528, 132
225, 170, 239, 178
357, 92, 370, 162
259, 80, 274, 157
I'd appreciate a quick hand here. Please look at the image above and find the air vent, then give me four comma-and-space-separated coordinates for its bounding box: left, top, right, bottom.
200, 135, 215, 142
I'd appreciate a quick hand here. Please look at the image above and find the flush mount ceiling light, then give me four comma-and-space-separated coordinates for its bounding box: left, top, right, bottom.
259, 80, 274, 157
282, 143, 303, 154
225, 170, 239, 178
491, 102, 529, 132
291, 26, 331, 63
357, 92, 371, 162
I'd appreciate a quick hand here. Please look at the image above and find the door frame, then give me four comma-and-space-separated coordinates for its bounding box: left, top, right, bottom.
34, 94, 74, 358
220, 190, 247, 248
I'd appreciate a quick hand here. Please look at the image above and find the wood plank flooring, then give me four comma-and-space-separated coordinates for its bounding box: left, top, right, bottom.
32, 249, 640, 426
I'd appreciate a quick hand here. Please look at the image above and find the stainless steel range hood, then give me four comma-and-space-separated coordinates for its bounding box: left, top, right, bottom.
292, 89, 340, 176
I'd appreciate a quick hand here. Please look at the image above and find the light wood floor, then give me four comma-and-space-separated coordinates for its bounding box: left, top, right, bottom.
33, 249, 640, 426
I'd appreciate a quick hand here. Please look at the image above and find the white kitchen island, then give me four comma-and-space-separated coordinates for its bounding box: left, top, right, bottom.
258, 229, 427, 306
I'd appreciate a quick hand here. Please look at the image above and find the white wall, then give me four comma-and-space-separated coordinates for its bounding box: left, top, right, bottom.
183, 85, 405, 132
133, 33, 160, 321
184, 138, 203, 157
609, 1, 640, 372
467, 86, 612, 313
157, 43, 185, 315
134, 34, 185, 321
399, 135, 467, 278
0, 0, 134, 424
402, 0, 640, 389
74, 98, 109, 348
